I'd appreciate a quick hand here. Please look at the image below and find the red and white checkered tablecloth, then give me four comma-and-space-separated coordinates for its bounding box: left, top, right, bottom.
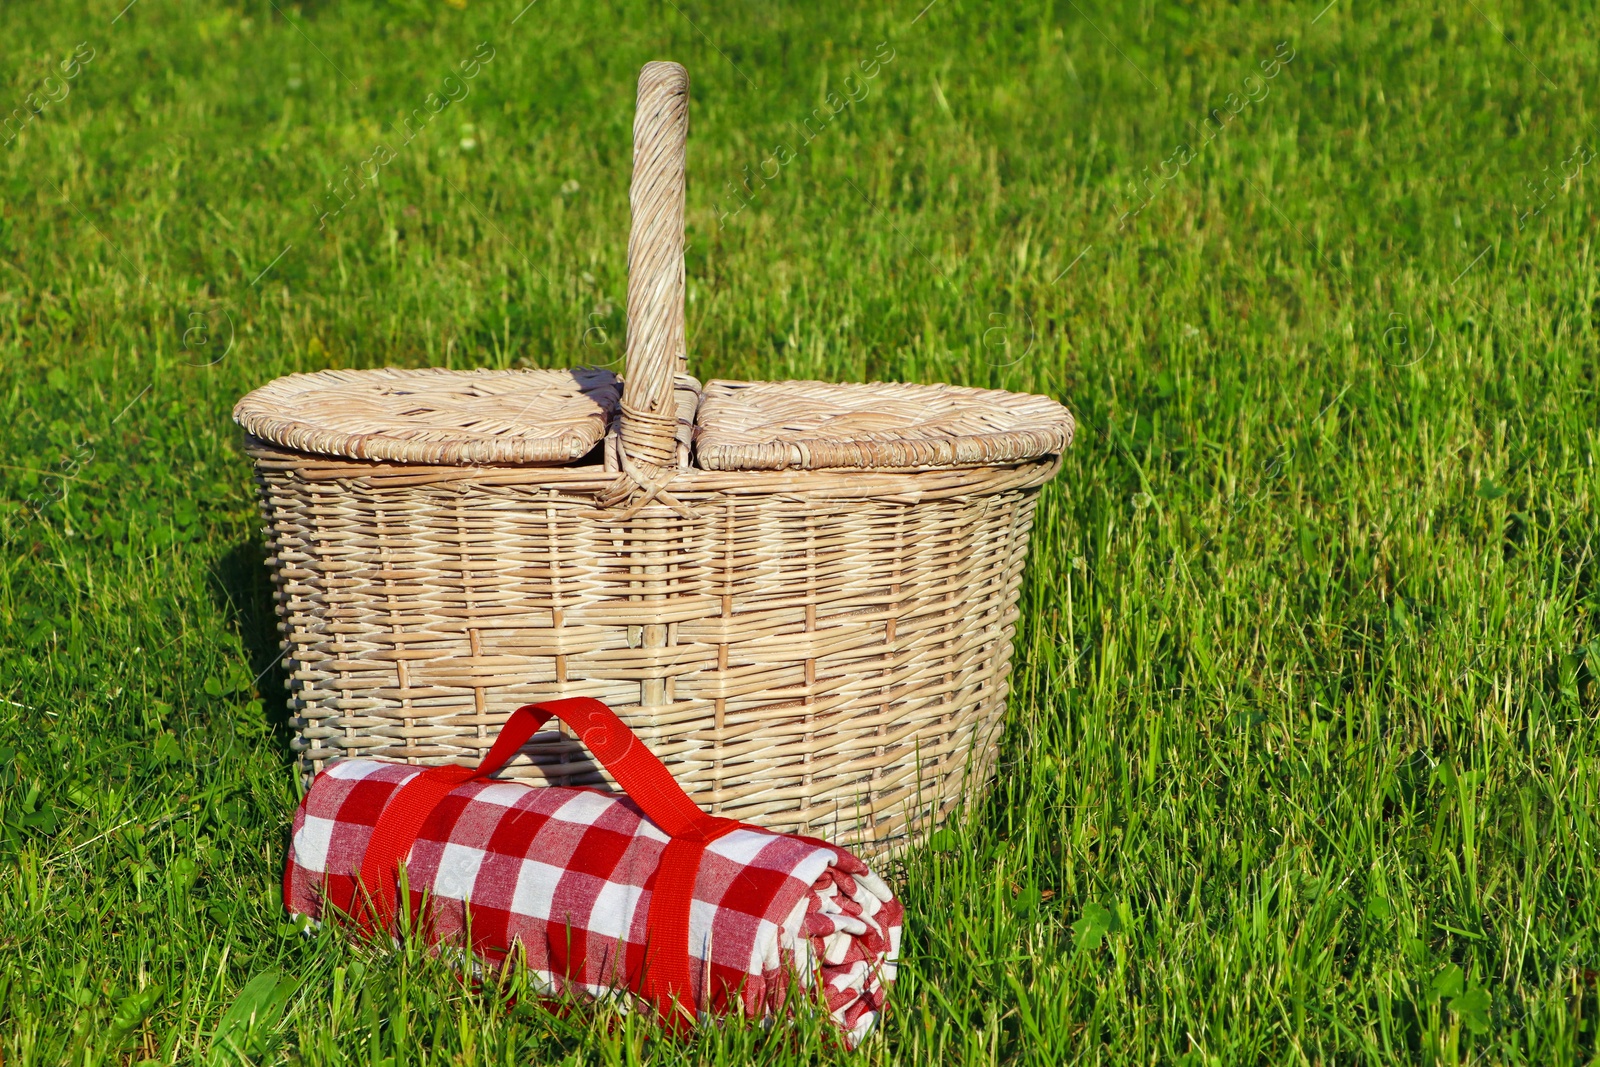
286, 757, 902, 1044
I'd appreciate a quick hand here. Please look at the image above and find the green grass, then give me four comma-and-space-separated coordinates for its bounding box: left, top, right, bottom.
3, 0, 1599, 1061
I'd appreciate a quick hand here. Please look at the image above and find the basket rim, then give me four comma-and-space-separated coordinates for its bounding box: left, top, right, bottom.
242, 431, 1063, 498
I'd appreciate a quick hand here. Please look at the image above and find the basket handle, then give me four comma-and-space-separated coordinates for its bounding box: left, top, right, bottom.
619, 61, 690, 472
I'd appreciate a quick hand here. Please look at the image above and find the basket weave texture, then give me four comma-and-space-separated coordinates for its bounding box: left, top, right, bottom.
234, 367, 618, 466
694, 379, 1072, 471
236, 62, 1072, 857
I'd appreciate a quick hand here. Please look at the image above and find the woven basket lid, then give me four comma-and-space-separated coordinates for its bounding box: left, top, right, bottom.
233, 366, 619, 466
693, 379, 1075, 471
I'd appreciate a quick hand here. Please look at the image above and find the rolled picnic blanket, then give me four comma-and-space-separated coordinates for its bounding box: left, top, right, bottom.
284, 697, 902, 1044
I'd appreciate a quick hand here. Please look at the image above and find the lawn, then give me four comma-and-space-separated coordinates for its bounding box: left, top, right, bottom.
3, 0, 1599, 1062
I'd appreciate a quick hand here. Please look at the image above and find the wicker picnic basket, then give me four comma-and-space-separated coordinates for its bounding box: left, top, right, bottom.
235, 63, 1073, 858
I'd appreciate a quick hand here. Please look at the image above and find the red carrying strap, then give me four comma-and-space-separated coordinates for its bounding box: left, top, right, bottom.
358, 697, 741, 1025
354, 764, 476, 935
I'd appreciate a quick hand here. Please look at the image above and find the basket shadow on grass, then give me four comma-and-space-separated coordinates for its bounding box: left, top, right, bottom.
205, 538, 299, 746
